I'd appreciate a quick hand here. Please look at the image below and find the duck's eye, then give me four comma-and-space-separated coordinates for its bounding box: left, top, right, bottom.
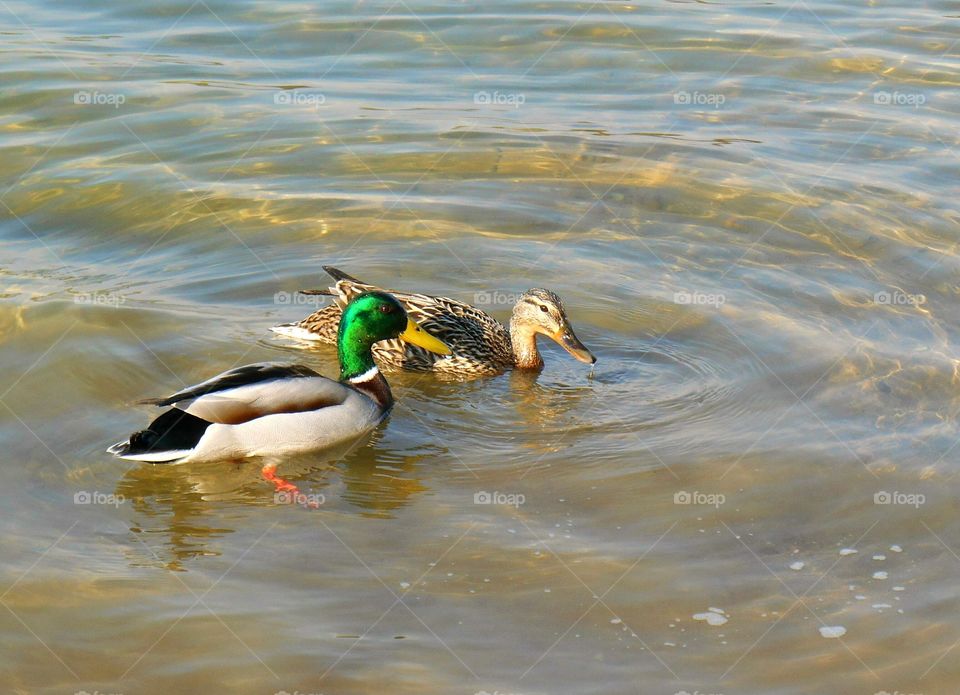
539, 305, 549, 312
378, 304, 394, 314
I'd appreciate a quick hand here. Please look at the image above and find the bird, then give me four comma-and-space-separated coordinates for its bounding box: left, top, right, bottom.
108, 291, 450, 464
271, 265, 596, 376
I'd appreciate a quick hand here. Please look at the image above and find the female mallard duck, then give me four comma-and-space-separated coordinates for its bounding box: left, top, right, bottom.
271, 266, 596, 376
108, 292, 450, 464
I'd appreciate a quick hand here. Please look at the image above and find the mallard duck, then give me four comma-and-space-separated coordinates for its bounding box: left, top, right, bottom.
271, 266, 596, 376
108, 292, 450, 464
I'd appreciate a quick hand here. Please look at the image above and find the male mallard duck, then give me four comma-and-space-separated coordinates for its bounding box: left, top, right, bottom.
271, 266, 596, 376
108, 292, 450, 464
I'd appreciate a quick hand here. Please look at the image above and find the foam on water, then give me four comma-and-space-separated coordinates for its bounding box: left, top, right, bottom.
819, 626, 847, 639
693, 608, 729, 626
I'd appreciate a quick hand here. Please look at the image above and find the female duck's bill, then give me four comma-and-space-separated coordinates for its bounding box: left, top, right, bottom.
555, 325, 596, 364
107, 291, 450, 466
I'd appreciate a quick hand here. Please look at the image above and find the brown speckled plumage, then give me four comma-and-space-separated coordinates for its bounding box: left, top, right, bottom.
273, 266, 595, 377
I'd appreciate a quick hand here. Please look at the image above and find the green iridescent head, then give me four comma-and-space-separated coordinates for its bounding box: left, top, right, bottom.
337, 292, 450, 380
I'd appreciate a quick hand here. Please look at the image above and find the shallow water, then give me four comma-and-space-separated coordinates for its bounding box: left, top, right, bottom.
2, 0, 960, 693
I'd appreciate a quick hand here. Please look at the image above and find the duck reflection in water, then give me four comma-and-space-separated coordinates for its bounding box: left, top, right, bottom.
114, 430, 437, 570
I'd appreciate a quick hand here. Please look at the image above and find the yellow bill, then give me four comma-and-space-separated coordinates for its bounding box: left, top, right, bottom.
399, 318, 452, 355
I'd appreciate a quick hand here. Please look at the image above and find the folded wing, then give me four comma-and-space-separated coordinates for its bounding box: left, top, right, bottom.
146, 362, 350, 425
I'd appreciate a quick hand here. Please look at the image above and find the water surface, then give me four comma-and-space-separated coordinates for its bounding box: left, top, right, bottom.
1, 1, 959, 693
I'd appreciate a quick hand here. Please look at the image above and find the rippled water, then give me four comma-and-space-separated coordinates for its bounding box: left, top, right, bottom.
2, 0, 960, 693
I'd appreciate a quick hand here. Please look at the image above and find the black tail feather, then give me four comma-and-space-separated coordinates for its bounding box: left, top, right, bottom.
123, 408, 212, 458
322, 265, 364, 283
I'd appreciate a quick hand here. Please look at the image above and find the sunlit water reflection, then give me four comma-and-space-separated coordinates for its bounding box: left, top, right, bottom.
1, 0, 959, 693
